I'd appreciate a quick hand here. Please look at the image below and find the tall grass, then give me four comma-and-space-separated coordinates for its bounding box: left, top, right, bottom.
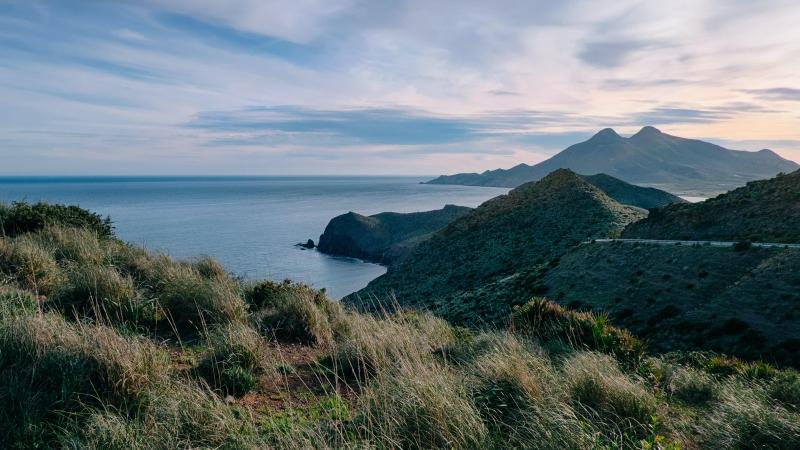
1, 207, 800, 449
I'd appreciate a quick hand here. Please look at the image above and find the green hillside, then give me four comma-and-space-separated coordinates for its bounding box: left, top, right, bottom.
2, 202, 800, 449
542, 241, 800, 365
623, 169, 800, 242
347, 169, 644, 320
581, 173, 686, 209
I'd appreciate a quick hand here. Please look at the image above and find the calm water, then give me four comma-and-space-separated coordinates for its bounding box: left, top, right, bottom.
0, 176, 507, 298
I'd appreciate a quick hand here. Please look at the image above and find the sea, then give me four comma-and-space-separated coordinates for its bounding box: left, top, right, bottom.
0, 176, 507, 298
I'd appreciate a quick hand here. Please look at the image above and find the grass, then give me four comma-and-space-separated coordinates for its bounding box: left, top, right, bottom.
2, 203, 800, 448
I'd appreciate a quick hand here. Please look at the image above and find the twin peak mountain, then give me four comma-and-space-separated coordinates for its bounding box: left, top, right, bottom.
425, 126, 798, 194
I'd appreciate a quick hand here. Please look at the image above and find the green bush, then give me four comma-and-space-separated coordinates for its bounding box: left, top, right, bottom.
0, 285, 38, 319
563, 352, 658, 439
770, 370, 800, 410
31, 225, 107, 266
192, 255, 226, 279
362, 362, 488, 449
0, 313, 170, 447
510, 298, 644, 367
0, 201, 113, 238
667, 367, 718, 405
253, 283, 345, 346
244, 279, 299, 308
197, 324, 267, 397
155, 265, 247, 333
0, 236, 63, 295
52, 265, 153, 325
701, 383, 800, 449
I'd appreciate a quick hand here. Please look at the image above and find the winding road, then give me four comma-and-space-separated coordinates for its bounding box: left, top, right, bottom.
591, 238, 800, 249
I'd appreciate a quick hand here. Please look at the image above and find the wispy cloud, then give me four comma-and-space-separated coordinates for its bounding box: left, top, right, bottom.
742, 87, 800, 102
0, 0, 798, 174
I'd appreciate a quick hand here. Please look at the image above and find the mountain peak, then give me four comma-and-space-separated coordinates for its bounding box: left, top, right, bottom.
631, 126, 662, 139
591, 128, 622, 141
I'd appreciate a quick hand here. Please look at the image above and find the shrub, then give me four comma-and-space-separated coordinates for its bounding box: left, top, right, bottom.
52, 265, 152, 325
0, 285, 38, 319
64, 383, 261, 449
325, 311, 449, 383
770, 370, 800, 410
361, 362, 488, 449
701, 382, 800, 449
562, 352, 658, 438
197, 324, 268, 396
32, 225, 106, 265
253, 283, 345, 347
510, 298, 644, 367
156, 265, 247, 333
0, 313, 170, 447
244, 279, 300, 308
0, 236, 63, 295
192, 255, 226, 279
0, 201, 113, 238
704, 356, 745, 377
667, 367, 718, 405
448, 334, 593, 448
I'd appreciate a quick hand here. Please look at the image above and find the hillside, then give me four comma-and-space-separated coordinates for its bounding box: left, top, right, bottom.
623, 169, 800, 243
581, 173, 686, 209
347, 169, 644, 320
541, 241, 800, 366
316, 204, 471, 265
426, 126, 799, 195
3, 202, 800, 449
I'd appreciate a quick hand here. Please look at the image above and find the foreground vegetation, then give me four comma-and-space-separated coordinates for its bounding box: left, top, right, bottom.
2, 204, 800, 448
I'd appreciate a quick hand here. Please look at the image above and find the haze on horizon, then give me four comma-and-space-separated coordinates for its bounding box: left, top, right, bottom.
2, 0, 800, 176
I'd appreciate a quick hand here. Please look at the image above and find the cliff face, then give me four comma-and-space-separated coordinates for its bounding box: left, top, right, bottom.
316, 204, 471, 265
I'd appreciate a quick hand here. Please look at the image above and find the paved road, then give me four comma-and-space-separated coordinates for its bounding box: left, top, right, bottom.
591, 238, 800, 249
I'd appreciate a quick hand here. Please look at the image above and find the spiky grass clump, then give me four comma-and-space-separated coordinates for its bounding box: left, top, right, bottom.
0, 285, 38, 319
469, 334, 590, 448
197, 323, 269, 396
666, 366, 718, 405
701, 381, 800, 449
562, 352, 658, 441
510, 298, 644, 367
770, 370, 800, 410
326, 310, 451, 383
191, 255, 227, 279
0, 313, 170, 447
0, 236, 63, 295
155, 264, 247, 334
252, 281, 346, 347
32, 225, 106, 265
52, 265, 153, 325
361, 361, 488, 449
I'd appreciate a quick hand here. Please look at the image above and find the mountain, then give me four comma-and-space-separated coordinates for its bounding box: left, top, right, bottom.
317, 174, 681, 266
623, 169, 800, 243
316, 204, 471, 265
425, 126, 799, 195
345, 169, 645, 321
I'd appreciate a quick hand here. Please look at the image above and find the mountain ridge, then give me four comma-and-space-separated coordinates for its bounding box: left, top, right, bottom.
346, 169, 645, 321
426, 126, 799, 195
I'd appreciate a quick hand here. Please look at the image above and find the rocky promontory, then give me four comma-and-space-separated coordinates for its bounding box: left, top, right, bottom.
316, 204, 471, 265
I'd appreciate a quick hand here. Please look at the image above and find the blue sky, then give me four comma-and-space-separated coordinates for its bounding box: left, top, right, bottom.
1, 0, 800, 175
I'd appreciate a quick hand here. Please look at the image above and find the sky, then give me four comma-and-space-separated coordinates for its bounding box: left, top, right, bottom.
1, 0, 800, 176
